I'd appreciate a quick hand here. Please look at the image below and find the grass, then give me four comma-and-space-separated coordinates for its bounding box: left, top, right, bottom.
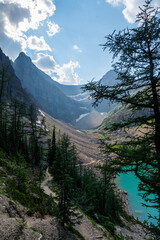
68, 226, 85, 240
0, 149, 56, 217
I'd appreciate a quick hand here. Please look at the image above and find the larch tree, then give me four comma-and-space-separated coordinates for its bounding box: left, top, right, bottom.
84, 0, 160, 228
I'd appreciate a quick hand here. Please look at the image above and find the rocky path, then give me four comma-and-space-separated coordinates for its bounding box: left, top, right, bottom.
38, 111, 152, 240
0, 194, 79, 240
41, 169, 111, 240
41, 169, 56, 198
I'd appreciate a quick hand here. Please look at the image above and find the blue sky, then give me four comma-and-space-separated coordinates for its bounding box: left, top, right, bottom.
0, 0, 160, 85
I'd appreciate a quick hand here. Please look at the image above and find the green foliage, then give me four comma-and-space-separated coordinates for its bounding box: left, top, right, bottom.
0, 151, 56, 217
51, 133, 82, 227
148, 224, 160, 239
0, 76, 48, 166
49, 130, 126, 235
0, 79, 126, 238
99, 216, 115, 235
0, 67, 10, 101
48, 125, 56, 167
68, 226, 85, 240
75, 167, 124, 226
0, 68, 137, 237
28, 105, 47, 166
83, 0, 160, 230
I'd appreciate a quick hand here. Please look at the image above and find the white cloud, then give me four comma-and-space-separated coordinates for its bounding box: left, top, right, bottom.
0, 0, 57, 59
2, 0, 56, 33
106, 0, 160, 23
33, 53, 81, 85
73, 45, 82, 53
106, 0, 121, 6
0, 35, 24, 60
53, 61, 81, 85
33, 53, 56, 75
47, 21, 60, 36
27, 36, 51, 51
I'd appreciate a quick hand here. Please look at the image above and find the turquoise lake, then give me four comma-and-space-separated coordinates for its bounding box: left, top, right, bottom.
117, 172, 158, 224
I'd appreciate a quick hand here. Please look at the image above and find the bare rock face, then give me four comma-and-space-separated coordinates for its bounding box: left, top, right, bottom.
115, 221, 151, 240
0, 195, 78, 240
13, 52, 87, 124
0, 195, 25, 218
0, 48, 37, 107
0, 195, 27, 239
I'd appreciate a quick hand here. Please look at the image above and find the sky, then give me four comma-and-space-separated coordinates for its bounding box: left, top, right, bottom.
0, 0, 160, 85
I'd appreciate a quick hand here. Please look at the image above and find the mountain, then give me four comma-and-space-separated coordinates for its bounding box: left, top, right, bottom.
56, 70, 117, 96
0, 48, 36, 106
100, 70, 117, 86
13, 51, 118, 128
13, 52, 87, 124
74, 109, 107, 130
55, 70, 117, 113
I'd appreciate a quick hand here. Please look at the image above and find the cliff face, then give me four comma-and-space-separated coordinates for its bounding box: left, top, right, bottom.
13, 52, 87, 124
13, 52, 120, 125
0, 49, 37, 107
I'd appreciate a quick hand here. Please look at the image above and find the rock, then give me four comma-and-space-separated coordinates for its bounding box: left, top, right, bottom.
0, 194, 78, 240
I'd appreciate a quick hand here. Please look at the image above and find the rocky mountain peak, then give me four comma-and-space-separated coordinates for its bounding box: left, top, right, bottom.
0, 48, 37, 106
13, 51, 88, 124
15, 52, 31, 64
100, 69, 117, 86
0, 48, 12, 68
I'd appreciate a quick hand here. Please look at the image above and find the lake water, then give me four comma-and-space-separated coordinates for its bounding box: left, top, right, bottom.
117, 172, 159, 225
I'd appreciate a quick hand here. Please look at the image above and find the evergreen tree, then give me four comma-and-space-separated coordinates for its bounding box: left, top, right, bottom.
80, 168, 100, 215
28, 105, 47, 165
48, 126, 56, 167
0, 67, 9, 101
0, 102, 8, 149
9, 98, 23, 152
52, 133, 81, 227
0, 68, 10, 148
84, 0, 160, 227
96, 162, 115, 214
56, 165, 79, 227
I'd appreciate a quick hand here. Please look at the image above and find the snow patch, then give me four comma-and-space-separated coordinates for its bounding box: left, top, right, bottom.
80, 107, 88, 110
39, 109, 45, 117
69, 92, 87, 98
36, 120, 41, 125
76, 130, 82, 133
69, 92, 90, 101
36, 120, 48, 131
70, 96, 89, 101
76, 113, 90, 122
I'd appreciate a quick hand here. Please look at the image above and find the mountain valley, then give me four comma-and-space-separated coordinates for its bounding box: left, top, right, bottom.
13, 51, 117, 129
0, 48, 158, 240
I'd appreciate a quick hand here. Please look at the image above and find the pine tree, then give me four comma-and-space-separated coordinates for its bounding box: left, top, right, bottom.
0, 68, 10, 147
0, 67, 9, 101
28, 105, 47, 166
48, 126, 56, 167
84, 0, 160, 227
52, 133, 81, 227
96, 162, 115, 214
